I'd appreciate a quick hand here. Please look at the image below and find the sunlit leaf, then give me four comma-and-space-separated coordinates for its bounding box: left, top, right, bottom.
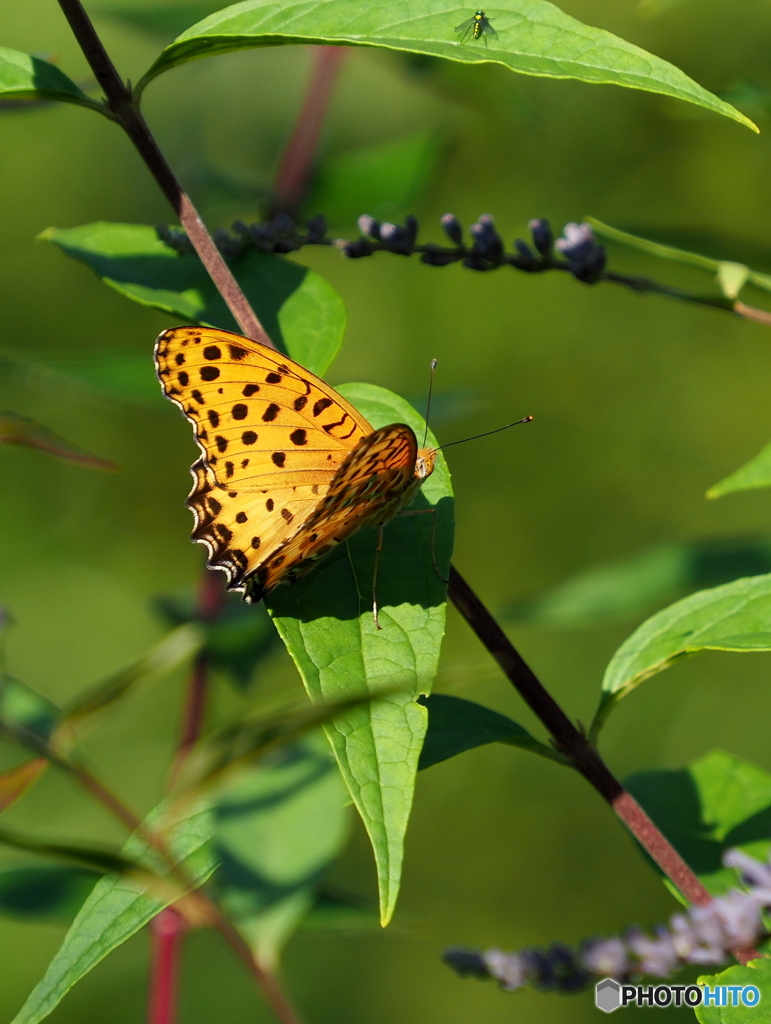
136, 0, 756, 132
11, 798, 214, 1024
0, 47, 103, 115
0, 759, 48, 814
39, 223, 346, 376
418, 694, 566, 769
625, 750, 771, 898
0, 865, 99, 924
708, 440, 771, 500
0, 412, 116, 471
268, 383, 454, 926
593, 573, 771, 739
696, 960, 768, 1023
214, 740, 349, 967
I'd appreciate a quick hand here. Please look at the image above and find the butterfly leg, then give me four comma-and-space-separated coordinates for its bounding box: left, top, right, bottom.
398, 508, 450, 584
372, 524, 385, 630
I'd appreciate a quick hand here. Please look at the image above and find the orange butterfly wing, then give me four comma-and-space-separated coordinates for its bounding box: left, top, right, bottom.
155, 326, 424, 600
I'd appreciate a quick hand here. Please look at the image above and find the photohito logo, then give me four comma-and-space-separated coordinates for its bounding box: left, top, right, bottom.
595, 979, 761, 1012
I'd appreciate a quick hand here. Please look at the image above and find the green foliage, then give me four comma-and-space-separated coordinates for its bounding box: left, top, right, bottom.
11, 798, 215, 1024
589, 217, 771, 299
506, 535, 771, 627
136, 0, 756, 131
39, 223, 346, 376
625, 750, 771, 896
418, 693, 567, 769
304, 131, 442, 231
214, 741, 349, 967
0, 866, 98, 925
0, 48, 102, 114
267, 383, 453, 925
696, 960, 769, 1023
708, 439, 771, 500
593, 573, 771, 739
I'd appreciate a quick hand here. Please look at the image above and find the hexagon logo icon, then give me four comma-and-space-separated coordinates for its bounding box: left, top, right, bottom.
596, 978, 621, 1013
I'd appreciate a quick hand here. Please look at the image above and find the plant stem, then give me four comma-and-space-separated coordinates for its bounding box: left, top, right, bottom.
272, 46, 347, 212
149, 909, 186, 1024
447, 567, 709, 901
56, 0, 273, 347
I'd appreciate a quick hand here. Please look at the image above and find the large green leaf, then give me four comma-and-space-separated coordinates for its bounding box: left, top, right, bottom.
136, 0, 756, 131
418, 693, 567, 769
267, 383, 454, 925
592, 573, 771, 739
696, 961, 768, 1023
39, 223, 346, 377
11, 799, 214, 1024
708, 439, 771, 500
624, 750, 771, 897
214, 740, 349, 967
0, 48, 103, 114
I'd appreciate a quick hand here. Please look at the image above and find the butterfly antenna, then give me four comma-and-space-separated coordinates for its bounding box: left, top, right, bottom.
434, 416, 533, 452
422, 358, 438, 448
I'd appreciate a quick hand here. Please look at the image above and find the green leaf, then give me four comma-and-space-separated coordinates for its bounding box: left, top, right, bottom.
593, 573, 771, 739
299, 887, 379, 932
39, 223, 346, 377
505, 536, 771, 628
0, 47, 104, 115
0, 675, 60, 754
11, 798, 214, 1024
417, 694, 567, 769
303, 131, 442, 231
136, 0, 757, 132
214, 740, 349, 967
0, 412, 116, 471
588, 217, 771, 295
267, 383, 454, 925
696, 960, 768, 1023
624, 750, 771, 897
0, 828, 138, 879
708, 440, 771, 500
0, 866, 99, 924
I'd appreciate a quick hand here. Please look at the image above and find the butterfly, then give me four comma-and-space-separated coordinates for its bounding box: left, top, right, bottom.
154, 326, 438, 619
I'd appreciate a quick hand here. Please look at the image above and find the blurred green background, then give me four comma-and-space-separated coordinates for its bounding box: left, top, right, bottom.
3, 0, 771, 1021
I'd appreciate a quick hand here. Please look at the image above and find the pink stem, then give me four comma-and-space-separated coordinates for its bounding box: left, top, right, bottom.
273, 46, 348, 211
148, 909, 186, 1024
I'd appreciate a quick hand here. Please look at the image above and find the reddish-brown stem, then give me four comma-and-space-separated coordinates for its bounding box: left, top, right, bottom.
56, 0, 273, 348
149, 909, 186, 1024
735, 301, 771, 327
273, 46, 347, 212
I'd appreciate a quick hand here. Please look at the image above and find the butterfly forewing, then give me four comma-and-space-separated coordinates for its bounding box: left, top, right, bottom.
155, 326, 374, 590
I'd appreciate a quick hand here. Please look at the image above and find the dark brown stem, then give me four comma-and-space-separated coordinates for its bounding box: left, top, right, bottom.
56, 0, 273, 348
447, 566, 709, 903
273, 46, 347, 212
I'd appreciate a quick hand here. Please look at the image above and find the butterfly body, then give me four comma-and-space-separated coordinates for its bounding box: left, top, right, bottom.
155, 326, 436, 604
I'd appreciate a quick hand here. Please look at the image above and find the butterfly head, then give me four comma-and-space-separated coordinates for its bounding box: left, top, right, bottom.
415, 448, 437, 482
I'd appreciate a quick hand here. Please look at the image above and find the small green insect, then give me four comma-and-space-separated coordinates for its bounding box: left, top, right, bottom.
455, 9, 498, 44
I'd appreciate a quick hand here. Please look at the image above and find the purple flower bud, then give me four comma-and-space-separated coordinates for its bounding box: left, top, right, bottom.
580, 937, 629, 978
724, 849, 771, 890
483, 949, 529, 991
342, 238, 373, 258
273, 212, 295, 235
358, 214, 381, 239
625, 928, 679, 977
441, 213, 463, 246
528, 218, 553, 257
404, 214, 419, 246
442, 947, 489, 979
470, 215, 503, 261
380, 222, 413, 255
232, 219, 249, 236
305, 214, 327, 243
420, 247, 460, 267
